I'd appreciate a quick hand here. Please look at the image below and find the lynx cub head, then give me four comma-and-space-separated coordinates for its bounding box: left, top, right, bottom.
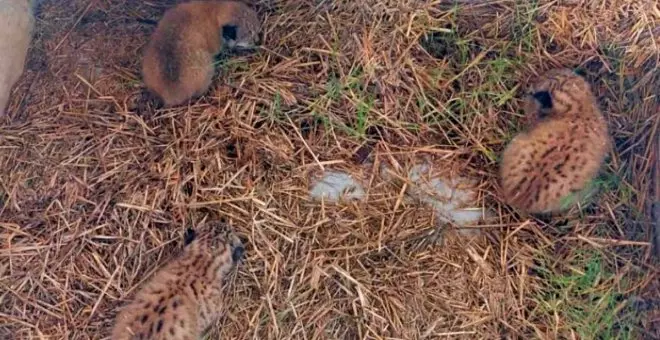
220, 2, 262, 49
183, 221, 245, 271
523, 68, 596, 120
111, 220, 246, 340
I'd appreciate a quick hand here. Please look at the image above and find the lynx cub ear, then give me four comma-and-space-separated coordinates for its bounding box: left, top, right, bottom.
222, 25, 238, 42
573, 68, 587, 77
231, 244, 245, 263
183, 227, 196, 245
532, 91, 553, 110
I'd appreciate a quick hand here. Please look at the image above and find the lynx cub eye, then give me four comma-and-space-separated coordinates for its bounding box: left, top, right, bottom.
573, 68, 587, 77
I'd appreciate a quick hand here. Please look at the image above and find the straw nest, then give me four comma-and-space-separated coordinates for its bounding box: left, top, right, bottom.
1, 0, 658, 338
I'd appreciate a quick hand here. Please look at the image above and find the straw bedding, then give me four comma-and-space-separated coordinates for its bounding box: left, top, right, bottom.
0, 0, 658, 338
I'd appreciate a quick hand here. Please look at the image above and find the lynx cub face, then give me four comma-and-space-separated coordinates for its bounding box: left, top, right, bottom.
521, 68, 598, 121
111, 222, 244, 340
219, 1, 261, 49
500, 68, 610, 214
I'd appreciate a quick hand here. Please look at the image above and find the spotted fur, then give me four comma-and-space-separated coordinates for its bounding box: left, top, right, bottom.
500, 68, 610, 214
142, 1, 261, 106
111, 222, 244, 340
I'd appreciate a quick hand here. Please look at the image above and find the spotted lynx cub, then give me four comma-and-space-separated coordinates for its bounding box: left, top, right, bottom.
111, 222, 245, 340
142, 0, 261, 106
500, 68, 609, 214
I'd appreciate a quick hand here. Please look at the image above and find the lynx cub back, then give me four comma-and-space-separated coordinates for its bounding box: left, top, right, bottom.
111, 222, 245, 340
500, 68, 609, 214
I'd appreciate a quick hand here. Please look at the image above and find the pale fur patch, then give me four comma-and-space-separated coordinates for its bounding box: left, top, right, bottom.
0, 0, 36, 116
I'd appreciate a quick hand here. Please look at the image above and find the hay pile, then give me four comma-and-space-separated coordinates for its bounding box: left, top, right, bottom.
1, 0, 658, 338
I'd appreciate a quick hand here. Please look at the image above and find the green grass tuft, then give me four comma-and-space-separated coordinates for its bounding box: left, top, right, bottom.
533, 251, 641, 339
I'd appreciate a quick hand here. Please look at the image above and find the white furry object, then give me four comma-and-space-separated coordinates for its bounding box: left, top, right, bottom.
309, 171, 366, 202
0, 0, 36, 116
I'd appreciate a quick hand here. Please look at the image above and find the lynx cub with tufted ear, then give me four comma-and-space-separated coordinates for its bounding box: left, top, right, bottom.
111, 222, 245, 340
142, 1, 261, 107
500, 68, 610, 214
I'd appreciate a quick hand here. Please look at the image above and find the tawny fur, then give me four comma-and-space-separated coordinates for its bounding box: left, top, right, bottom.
111, 222, 244, 340
142, 1, 261, 107
0, 0, 38, 116
500, 68, 610, 214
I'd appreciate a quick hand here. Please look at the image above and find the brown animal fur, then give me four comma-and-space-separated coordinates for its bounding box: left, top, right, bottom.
111, 221, 244, 340
142, 1, 261, 107
500, 68, 610, 214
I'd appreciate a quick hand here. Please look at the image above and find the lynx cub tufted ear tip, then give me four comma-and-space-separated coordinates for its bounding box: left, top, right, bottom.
231, 244, 245, 263
221, 25, 238, 42
532, 90, 553, 110
183, 227, 196, 245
